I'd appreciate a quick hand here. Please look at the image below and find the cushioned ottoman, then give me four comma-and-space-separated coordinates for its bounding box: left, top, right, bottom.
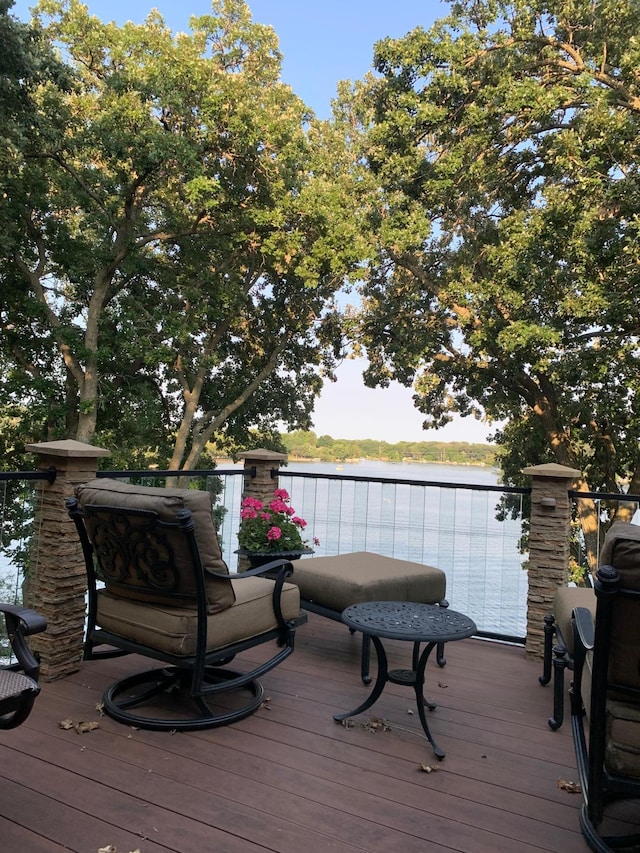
288, 551, 447, 681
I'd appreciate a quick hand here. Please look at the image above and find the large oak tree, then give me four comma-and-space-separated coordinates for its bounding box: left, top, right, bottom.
2, 0, 362, 468
344, 0, 640, 569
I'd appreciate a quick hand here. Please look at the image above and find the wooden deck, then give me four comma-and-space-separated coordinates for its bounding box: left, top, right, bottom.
0, 613, 589, 853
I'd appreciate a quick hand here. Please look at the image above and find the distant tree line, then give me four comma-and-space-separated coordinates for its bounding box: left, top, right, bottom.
280, 431, 496, 466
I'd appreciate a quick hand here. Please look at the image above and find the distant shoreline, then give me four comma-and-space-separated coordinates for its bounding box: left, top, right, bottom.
285, 456, 492, 466
211, 433, 497, 469
214, 455, 495, 468
279, 432, 496, 468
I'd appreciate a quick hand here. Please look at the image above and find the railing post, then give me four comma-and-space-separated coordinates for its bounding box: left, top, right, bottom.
25, 439, 110, 681
236, 448, 288, 571
522, 462, 582, 661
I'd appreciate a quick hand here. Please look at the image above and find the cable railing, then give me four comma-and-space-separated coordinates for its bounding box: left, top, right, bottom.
1, 464, 530, 642
569, 489, 640, 575
279, 470, 529, 643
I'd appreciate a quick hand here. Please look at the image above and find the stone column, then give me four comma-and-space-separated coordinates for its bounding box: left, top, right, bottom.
236, 449, 287, 570
523, 462, 582, 660
25, 439, 110, 681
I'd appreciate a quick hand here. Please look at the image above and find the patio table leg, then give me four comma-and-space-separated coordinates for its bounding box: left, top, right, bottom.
333, 634, 388, 721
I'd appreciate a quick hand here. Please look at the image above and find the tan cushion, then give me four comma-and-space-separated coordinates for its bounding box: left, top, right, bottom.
599, 521, 640, 588
599, 522, 640, 691
76, 478, 235, 614
552, 586, 595, 656
582, 522, 640, 776
605, 698, 640, 780
95, 577, 301, 656
289, 551, 446, 613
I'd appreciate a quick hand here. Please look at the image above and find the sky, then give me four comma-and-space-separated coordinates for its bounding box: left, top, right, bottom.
11, 0, 495, 445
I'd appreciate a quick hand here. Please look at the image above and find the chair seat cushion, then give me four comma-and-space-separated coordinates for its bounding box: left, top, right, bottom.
552, 586, 596, 656
76, 479, 235, 614
290, 551, 446, 613
96, 576, 301, 657
0, 669, 39, 702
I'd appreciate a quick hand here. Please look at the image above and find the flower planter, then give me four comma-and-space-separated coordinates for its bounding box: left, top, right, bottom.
235, 547, 314, 570
236, 488, 316, 567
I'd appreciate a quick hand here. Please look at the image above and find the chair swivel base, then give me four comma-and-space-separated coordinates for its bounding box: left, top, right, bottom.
102, 665, 265, 731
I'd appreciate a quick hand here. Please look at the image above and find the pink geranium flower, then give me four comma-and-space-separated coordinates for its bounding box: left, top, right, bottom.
237, 488, 318, 553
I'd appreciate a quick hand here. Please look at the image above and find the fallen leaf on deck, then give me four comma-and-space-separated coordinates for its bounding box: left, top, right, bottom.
97, 847, 141, 853
363, 717, 391, 733
75, 721, 100, 734
557, 778, 582, 793
419, 763, 439, 773
438, 682, 448, 688
58, 719, 74, 730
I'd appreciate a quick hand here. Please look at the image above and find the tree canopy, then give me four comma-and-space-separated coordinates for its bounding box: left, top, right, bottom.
4, 0, 640, 571
1, 0, 362, 469
342, 0, 640, 566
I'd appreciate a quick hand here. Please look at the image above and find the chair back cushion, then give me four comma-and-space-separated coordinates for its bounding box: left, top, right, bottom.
599, 522, 640, 691
76, 479, 235, 613
595, 522, 640, 777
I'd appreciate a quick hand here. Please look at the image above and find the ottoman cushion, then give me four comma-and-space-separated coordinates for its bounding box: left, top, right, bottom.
290, 551, 446, 613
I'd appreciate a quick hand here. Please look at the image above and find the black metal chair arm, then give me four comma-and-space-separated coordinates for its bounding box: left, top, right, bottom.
227, 559, 295, 580
573, 606, 595, 653
0, 603, 47, 681
228, 561, 297, 631
0, 603, 47, 636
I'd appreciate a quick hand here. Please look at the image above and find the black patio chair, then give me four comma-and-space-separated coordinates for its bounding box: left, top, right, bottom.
0, 603, 46, 729
539, 582, 595, 729
570, 522, 640, 852
66, 478, 306, 732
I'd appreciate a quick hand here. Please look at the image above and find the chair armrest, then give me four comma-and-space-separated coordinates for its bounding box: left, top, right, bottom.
0, 603, 47, 681
0, 604, 47, 637
227, 559, 295, 581
570, 606, 594, 713
573, 606, 594, 653
229, 561, 297, 629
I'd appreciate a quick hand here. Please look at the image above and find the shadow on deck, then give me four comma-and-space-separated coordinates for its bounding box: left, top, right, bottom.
0, 613, 589, 852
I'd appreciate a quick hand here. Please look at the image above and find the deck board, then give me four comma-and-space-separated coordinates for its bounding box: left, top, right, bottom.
0, 613, 591, 853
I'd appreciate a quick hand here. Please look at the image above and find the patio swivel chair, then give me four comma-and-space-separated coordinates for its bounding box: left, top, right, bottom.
66, 478, 306, 731
0, 603, 46, 729
570, 521, 640, 852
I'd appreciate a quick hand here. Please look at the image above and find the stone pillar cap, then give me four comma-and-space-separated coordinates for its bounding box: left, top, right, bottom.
521, 462, 581, 478
25, 439, 111, 458
238, 448, 288, 462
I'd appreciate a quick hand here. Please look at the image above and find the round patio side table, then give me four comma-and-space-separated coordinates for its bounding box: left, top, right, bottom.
333, 601, 477, 759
